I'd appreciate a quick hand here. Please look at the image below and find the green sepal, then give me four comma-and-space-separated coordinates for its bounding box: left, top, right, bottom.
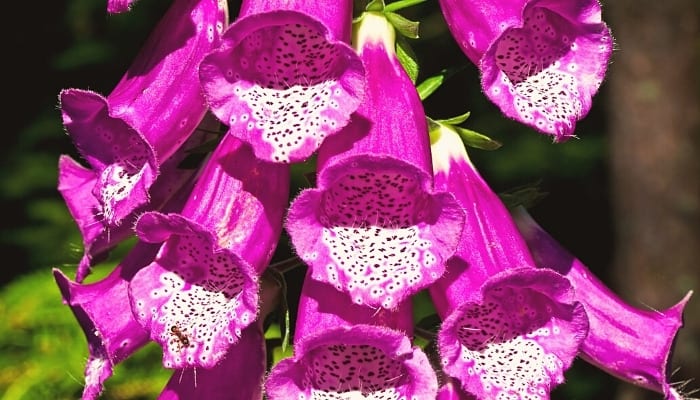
365, 0, 385, 11
416, 66, 466, 100
385, 11, 420, 39
384, 0, 427, 12
438, 111, 471, 125
396, 35, 419, 83
452, 125, 502, 150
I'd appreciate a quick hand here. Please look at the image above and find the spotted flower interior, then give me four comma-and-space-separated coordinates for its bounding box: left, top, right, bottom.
130, 228, 258, 369
440, 281, 584, 400
201, 12, 364, 163
483, 4, 612, 139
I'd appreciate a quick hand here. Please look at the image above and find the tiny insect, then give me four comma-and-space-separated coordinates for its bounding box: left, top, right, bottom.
170, 325, 190, 349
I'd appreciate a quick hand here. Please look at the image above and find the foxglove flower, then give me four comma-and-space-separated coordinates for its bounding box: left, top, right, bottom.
158, 274, 281, 400
512, 207, 692, 400
59, 0, 227, 280
199, 0, 365, 163
265, 271, 438, 399
285, 12, 465, 310
429, 125, 588, 399
438, 0, 612, 140
53, 242, 159, 400
128, 133, 289, 369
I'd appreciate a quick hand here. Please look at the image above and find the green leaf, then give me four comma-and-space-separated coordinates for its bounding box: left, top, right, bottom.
452, 125, 502, 151
384, 0, 427, 12
438, 111, 471, 125
384, 11, 419, 39
396, 36, 419, 83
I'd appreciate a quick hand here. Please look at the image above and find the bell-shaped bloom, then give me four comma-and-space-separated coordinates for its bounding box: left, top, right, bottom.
53, 242, 159, 400
429, 125, 588, 399
438, 0, 612, 140
199, 0, 365, 163
158, 274, 281, 400
128, 133, 289, 369
285, 12, 465, 310
512, 207, 692, 400
265, 270, 438, 399
59, 0, 228, 279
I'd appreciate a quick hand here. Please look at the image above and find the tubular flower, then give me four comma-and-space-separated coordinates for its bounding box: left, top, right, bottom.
128, 134, 289, 369
285, 12, 465, 310
429, 125, 588, 399
438, 0, 612, 140
52, 242, 159, 400
265, 271, 438, 399
512, 207, 692, 400
199, 0, 365, 163
59, 0, 227, 279
158, 274, 281, 400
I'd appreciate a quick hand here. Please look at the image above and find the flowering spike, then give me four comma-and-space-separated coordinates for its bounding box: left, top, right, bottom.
129, 134, 289, 369
199, 0, 365, 163
513, 207, 692, 400
285, 12, 465, 310
429, 125, 588, 399
438, 0, 612, 140
60, 0, 227, 279
265, 271, 438, 399
52, 242, 160, 400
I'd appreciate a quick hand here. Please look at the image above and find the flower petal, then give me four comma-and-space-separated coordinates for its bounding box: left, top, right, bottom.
200, 1, 364, 163
266, 325, 437, 399
52, 242, 159, 399
513, 207, 692, 399
439, 0, 612, 139
286, 13, 464, 310
129, 135, 288, 368
438, 268, 588, 400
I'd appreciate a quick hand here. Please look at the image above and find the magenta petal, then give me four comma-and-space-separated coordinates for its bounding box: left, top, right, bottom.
61, 0, 227, 224
286, 14, 464, 310
199, 7, 365, 163
438, 268, 588, 400
265, 325, 437, 399
429, 126, 588, 398
439, 0, 612, 139
513, 207, 692, 399
158, 323, 267, 400
129, 135, 288, 369
52, 242, 158, 400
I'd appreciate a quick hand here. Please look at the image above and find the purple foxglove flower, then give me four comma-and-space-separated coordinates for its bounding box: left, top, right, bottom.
59, 131, 201, 282
265, 271, 438, 399
438, 379, 477, 400
429, 125, 588, 399
285, 12, 465, 310
158, 275, 281, 400
59, 0, 227, 278
512, 207, 692, 400
199, 0, 365, 163
438, 0, 612, 140
128, 133, 289, 369
52, 242, 159, 400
